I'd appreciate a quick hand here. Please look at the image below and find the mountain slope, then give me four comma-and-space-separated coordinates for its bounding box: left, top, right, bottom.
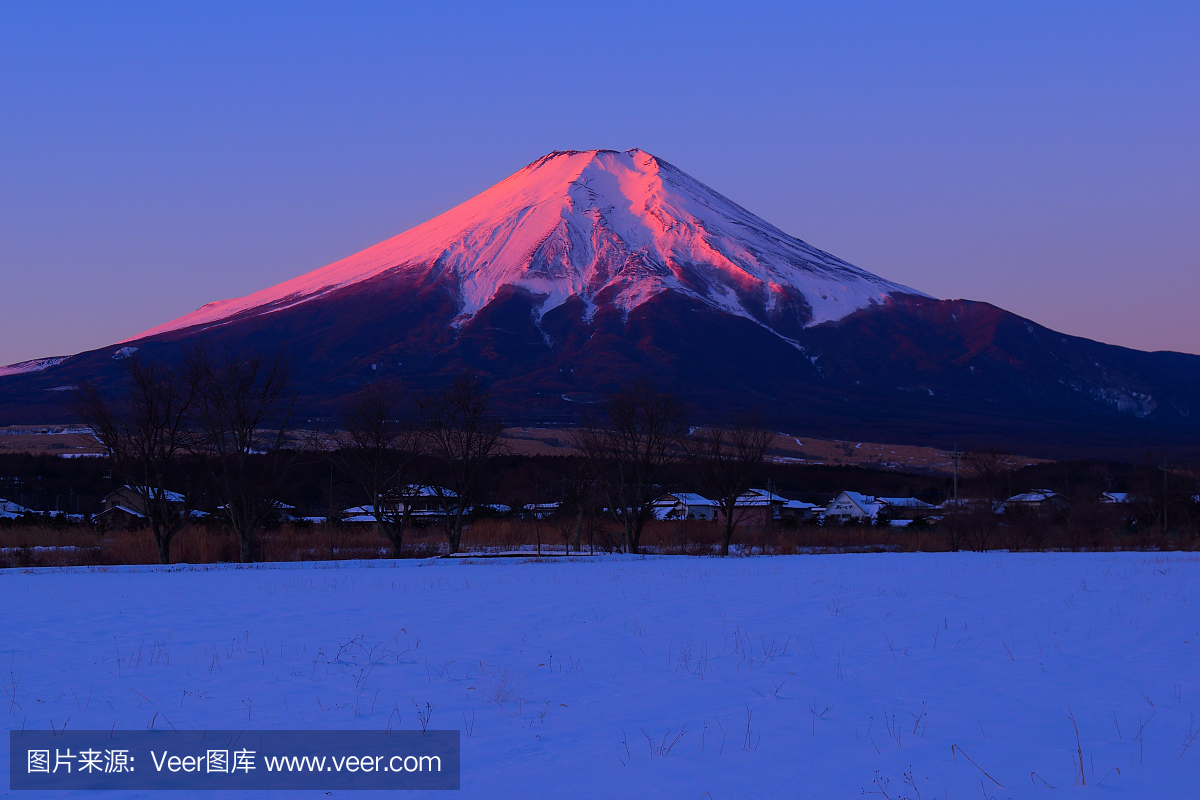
130, 149, 927, 342
3, 148, 1199, 459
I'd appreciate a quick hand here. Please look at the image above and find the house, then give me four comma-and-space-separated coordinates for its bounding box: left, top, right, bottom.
936, 497, 1006, 515
383, 485, 455, 517
0, 498, 34, 520
717, 488, 816, 526
519, 502, 560, 519
1006, 490, 1069, 513
92, 505, 146, 528
653, 492, 717, 521
823, 492, 934, 524
215, 500, 295, 524
1100, 492, 1133, 504
823, 491, 880, 522
876, 497, 936, 517
101, 485, 185, 514
344, 485, 457, 524
92, 485, 186, 528
341, 505, 381, 524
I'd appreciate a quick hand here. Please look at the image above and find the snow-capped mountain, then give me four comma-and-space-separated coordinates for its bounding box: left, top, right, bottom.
4, 148, 1200, 458
133, 149, 927, 342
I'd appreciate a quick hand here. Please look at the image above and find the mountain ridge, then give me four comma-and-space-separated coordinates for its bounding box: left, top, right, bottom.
3, 148, 1199, 460
125, 148, 928, 344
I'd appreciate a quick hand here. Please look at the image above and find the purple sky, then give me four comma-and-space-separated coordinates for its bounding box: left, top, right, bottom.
1, 2, 1197, 366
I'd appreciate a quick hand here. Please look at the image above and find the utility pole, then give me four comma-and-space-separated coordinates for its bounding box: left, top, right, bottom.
952, 444, 959, 505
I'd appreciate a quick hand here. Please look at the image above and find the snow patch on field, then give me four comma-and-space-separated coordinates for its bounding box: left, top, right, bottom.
1, 552, 1196, 798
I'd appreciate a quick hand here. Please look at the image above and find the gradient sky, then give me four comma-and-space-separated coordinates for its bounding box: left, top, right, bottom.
1, 2, 1197, 366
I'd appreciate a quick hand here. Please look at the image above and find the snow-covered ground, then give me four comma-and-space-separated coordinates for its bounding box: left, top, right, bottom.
3, 552, 1197, 798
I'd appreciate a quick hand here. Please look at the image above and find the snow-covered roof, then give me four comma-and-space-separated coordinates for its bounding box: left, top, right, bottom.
1007, 490, 1059, 503
1, 499, 32, 515
937, 498, 1006, 514
732, 489, 814, 508
94, 505, 146, 519
216, 500, 295, 511
877, 497, 935, 510
109, 486, 186, 503
781, 499, 816, 509
824, 491, 881, 517
654, 492, 715, 507
343, 505, 450, 517
383, 485, 456, 499
1100, 492, 1132, 503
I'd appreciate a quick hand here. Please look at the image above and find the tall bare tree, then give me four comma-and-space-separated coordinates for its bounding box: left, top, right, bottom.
691, 419, 773, 556
960, 450, 1019, 552
422, 375, 504, 555
561, 459, 594, 553
962, 451, 1018, 504
186, 346, 297, 563
74, 356, 196, 564
333, 381, 425, 558
572, 379, 689, 554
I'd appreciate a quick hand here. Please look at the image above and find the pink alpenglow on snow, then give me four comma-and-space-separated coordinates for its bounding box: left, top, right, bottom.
130, 149, 930, 341
0, 356, 70, 378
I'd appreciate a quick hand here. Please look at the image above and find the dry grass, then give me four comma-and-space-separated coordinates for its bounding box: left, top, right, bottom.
0, 516, 1195, 568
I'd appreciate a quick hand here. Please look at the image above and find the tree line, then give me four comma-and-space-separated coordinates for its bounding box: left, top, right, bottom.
74, 348, 778, 564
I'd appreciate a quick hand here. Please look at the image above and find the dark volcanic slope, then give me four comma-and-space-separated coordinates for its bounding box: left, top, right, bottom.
2, 267, 1199, 460
4, 148, 1198, 459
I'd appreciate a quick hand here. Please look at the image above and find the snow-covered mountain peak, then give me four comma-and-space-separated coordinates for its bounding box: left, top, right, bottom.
131, 149, 930, 340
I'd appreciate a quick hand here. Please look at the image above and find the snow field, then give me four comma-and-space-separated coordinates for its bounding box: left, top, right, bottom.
2, 552, 1198, 798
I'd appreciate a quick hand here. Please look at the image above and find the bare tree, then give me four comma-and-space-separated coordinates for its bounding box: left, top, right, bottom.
1004, 501, 1047, 551
961, 451, 1018, 503
186, 346, 297, 563
960, 450, 1019, 552
552, 468, 602, 554
561, 459, 594, 553
333, 381, 425, 558
74, 356, 196, 564
572, 379, 689, 554
940, 505, 968, 552
691, 419, 773, 556
422, 375, 505, 555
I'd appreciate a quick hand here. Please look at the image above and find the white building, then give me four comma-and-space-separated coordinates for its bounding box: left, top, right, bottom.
823, 492, 934, 523
0, 498, 33, 519
1005, 490, 1067, 512
652, 492, 717, 521
344, 485, 457, 523
734, 488, 816, 522
823, 491, 879, 522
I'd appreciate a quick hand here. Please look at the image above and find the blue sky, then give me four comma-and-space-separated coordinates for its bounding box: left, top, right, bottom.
1, 1, 1197, 364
